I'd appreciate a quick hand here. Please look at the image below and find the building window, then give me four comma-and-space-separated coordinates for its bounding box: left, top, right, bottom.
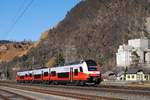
132, 75, 134, 79
144, 75, 148, 80
128, 75, 130, 79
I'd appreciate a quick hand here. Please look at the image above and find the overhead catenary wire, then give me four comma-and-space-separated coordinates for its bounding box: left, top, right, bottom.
4, 0, 26, 39
7, 0, 26, 30
5, 0, 34, 40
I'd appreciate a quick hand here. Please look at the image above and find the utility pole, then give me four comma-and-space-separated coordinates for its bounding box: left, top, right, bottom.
57, 49, 59, 66
5, 65, 8, 80
140, 16, 145, 39
32, 56, 34, 69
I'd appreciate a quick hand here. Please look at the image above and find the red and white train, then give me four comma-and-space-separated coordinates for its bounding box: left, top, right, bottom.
16, 60, 102, 85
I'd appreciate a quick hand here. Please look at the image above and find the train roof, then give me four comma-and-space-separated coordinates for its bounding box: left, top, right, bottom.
18, 67, 48, 72
17, 59, 96, 72
64, 60, 84, 66
34, 67, 48, 69
18, 69, 32, 72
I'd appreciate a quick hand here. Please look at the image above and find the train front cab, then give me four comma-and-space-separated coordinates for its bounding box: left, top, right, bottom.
85, 60, 101, 85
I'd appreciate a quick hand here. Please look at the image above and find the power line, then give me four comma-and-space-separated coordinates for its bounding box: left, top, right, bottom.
9, 0, 26, 27
5, 0, 34, 40
4, 0, 26, 39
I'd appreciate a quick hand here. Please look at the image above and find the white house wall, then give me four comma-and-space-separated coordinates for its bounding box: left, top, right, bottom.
136, 49, 144, 63
145, 52, 150, 63
126, 74, 137, 81
116, 51, 132, 67
125, 72, 150, 81
128, 39, 148, 49
116, 38, 150, 67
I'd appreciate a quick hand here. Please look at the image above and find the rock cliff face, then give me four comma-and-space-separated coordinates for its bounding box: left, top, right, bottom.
1, 0, 150, 77
39, 0, 150, 70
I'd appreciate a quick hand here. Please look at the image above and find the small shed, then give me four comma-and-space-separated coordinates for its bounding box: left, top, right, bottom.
125, 68, 150, 81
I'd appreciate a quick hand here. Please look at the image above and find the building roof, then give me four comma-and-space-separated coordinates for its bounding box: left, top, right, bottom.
143, 68, 150, 74
103, 71, 115, 76
126, 68, 150, 74
126, 69, 141, 74
117, 71, 125, 77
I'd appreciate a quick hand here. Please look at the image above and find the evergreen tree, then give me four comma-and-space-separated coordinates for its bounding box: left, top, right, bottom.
55, 53, 65, 66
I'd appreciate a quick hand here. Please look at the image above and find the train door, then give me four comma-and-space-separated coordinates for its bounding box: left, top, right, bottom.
41, 70, 43, 81
72, 68, 78, 81
32, 71, 34, 83
70, 67, 73, 82
49, 68, 51, 80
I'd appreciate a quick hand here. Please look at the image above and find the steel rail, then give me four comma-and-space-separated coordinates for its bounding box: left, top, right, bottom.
0, 82, 121, 100
0, 88, 35, 100
0, 80, 150, 97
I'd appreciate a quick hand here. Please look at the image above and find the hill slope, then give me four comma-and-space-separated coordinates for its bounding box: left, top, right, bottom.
36, 0, 150, 68
0, 41, 32, 62
1, 0, 150, 79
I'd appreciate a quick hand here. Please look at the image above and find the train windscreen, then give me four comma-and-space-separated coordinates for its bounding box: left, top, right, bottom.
86, 60, 97, 71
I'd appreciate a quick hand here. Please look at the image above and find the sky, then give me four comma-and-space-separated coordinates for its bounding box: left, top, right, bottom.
0, 0, 80, 41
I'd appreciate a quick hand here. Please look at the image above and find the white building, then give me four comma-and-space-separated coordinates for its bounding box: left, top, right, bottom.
125, 69, 150, 81
116, 44, 133, 67
128, 38, 148, 49
116, 38, 150, 67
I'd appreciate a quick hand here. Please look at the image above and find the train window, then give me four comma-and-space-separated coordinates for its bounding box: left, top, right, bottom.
44, 72, 48, 77
86, 60, 97, 66
74, 69, 78, 76
80, 67, 83, 72
88, 67, 97, 71
58, 72, 69, 78
34, 74, 41, 78
20, 76, 24, 79
51, 71, 56, 77
29, 73, 32, 77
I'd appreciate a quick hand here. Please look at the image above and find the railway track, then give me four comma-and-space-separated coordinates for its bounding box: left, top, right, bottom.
0, 81, 119, 100
0, 88, 34, 100
0, 80, 150, 100
19, 83, 150, 96
12, 82, 150, 96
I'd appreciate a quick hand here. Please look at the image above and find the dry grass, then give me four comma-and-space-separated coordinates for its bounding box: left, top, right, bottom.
33, 31, 49, 48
